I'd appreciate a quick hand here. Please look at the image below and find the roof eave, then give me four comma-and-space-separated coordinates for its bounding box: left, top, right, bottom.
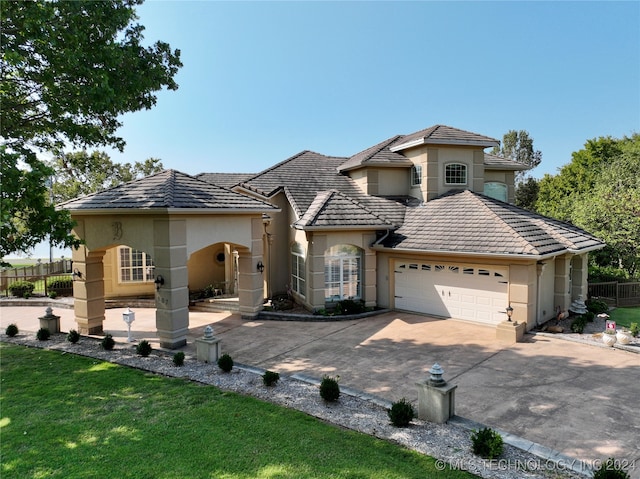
370, 244, 566, 261
65, 207, 279, 216
338, 160, 414, 173
293, 224, 391, 231
390, 138, 499, 152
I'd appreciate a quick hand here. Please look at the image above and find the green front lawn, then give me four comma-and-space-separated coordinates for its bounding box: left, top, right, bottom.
609, 307, 640, 329
0, 344, 473, 479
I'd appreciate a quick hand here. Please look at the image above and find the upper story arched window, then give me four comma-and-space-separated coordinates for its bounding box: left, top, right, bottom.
445, 163, 467, 185
483, 182, 508, 202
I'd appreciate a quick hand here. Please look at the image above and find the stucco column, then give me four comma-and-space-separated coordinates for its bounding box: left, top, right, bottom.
363, 233, 377, 308
571, 254, 589, 301
154, 219, 189, 349
237, 217, 265, 319
508, 264, 536, 330
554, 254, 572, 313
307, 233, 327, 311
72, 247, 106, 335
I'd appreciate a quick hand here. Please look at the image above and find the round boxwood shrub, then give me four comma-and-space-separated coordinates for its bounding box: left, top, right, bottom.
36, 328, 51, 341
173, 351, 185, 367
593, 458, 630, 479
67, 329, 80, 344
471, 427, 503, 459
388, 398, 415, 427
319, 375, 340, 402
8, 280, 35, 298
5, 323, 19, 337
101, 334, 115, 351
217, 353, 234, 372
262, 370, 280, 387
136, 339, 152, 357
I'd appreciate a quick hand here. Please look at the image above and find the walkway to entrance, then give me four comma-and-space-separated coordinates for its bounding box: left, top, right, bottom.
1, 304, 638, 477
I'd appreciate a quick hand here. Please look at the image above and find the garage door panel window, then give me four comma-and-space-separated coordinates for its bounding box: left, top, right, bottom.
325, 245, 362, 301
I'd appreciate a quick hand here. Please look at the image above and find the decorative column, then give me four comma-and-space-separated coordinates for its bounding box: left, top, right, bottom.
307, 233, 327, 311
554, 254, 572, 313
154, 219, 189, 349
416, 363, 457, 424
72, 245, 106, 335
571, 254, 589, 302
237, 217, 265, 319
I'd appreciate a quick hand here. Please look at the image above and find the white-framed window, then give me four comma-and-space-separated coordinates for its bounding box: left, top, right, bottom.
445, 163, 467, 185
118, 246, 155, 283
483, 182, 508, 202
291, 243, 306, 297
324, 244, 362, 301
411, 165, 422, 186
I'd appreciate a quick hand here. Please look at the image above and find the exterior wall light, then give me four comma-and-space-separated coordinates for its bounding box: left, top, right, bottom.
72, 268, 82, 280
154, 275, 164, 290
506, 304, 514, 322
257, 261, 265, 273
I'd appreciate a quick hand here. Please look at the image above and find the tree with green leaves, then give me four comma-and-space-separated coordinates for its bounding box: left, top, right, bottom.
1, 0, 181, 262
49, 151, 164, 203
571, 134, 640, 277
536, 136, 625, 221
492, 130, 542, 183
514, 176, 539, 212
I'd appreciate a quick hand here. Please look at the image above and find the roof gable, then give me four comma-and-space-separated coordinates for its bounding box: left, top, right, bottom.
58, 169, 277, 212
338, 135, 412, 172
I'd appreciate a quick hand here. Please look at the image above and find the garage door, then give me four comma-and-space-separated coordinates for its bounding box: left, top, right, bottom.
394, 261, 508, 325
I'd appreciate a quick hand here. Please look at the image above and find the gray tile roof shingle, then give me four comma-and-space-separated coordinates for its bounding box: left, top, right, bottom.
195, 172, 255, 189
378, 190, 604, 256
390, 125, 500, 151
338, 135, 413, 172
58, 169, 277, 212
293, 190, 394, 229
483, 153, 530, 170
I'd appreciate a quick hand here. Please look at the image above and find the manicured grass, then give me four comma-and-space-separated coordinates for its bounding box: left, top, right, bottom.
0, 344, 474, 479
609, 307, 640, 329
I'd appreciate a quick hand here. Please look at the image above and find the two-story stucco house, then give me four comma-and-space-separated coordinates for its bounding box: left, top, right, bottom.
61, 125, 603, 348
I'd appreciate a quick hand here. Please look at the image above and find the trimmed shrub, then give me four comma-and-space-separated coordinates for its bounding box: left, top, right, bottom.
570, 316, 587, 334
67, 329, 80, 344
585, 311, 595, 322
217, 353, 234, 372
593, 458, 630, 479
173, 352, 185, 367
336, 299, 366, 315
319, 375, 340, 402
47, 277, 73, 297
586, 298, 609, 315
5, 323, 19, 337
101, 334, 115, 351
262, 370, 280, 387
36, 328, 51, 341
388, 398, 415, 427
471, 427, 503, 459
630, 323, 639, 338
48, 291, 58, 299
8, 280, 35, 298
136, 339, 152, 357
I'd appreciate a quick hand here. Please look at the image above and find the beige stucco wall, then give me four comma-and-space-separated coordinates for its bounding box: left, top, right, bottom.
377, 168, 411, 196
538, 260, 556, 325
102, 247, 155, 299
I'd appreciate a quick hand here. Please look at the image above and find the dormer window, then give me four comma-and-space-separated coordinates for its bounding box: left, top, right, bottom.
411, 165, 422, 186
445, 163, 467, 185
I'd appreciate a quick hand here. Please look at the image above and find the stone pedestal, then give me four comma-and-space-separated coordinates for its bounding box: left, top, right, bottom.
195, 337, 222, 363
496, 320, 526, 343
39, 307, 60, 334
416, 381, 457, 424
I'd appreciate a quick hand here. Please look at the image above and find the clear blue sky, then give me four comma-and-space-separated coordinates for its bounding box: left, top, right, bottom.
105, 0, 639, 179
16, 1, 640, 259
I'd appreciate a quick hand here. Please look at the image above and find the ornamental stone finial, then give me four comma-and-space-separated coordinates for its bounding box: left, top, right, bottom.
428, 362, 446, 386
203, 325, 214, 339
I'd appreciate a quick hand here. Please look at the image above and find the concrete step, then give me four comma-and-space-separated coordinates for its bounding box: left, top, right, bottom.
190, 299, 240, 313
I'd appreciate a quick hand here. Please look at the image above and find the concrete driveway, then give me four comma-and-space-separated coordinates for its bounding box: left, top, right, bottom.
2, 304, 639, 477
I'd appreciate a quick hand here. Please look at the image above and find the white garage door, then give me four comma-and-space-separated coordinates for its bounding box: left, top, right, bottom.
394, 261, 508, 325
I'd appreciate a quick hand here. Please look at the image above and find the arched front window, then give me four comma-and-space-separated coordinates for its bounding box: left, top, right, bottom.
483, 182, 508, 202
324, 244, 362, 301
291, 242, 306, 297
445, 163, 467, 185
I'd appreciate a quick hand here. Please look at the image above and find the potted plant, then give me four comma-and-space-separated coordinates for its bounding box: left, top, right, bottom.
602, 329, 617, 347
616, 328, 633, 345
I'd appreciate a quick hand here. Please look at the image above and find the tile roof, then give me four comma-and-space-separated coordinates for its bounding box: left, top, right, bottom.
293, 190, 394, 229
238, 151, 409, 226
377, 190, 604, 257
195, 172, 255, 189
390, 124, 499, 151
483, 153, 529, 170
338, 135, 413, 172
58, 169, 277, 212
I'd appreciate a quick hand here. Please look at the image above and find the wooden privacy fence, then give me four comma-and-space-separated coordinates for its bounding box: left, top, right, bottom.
588, 281, 640, 307
0, 260, 74, 297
